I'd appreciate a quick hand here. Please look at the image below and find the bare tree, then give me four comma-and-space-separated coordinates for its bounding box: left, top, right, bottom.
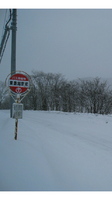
79, 78, 112, 114
31, 71, 65, 111
2, 71, 112, 115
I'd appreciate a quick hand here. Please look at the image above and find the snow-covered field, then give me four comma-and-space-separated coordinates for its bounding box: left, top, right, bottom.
1, 110, 112, 191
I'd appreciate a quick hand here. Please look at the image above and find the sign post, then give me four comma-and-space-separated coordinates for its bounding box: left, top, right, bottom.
5, 71, 31, 140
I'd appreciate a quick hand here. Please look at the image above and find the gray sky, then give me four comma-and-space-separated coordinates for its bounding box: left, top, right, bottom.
1, 9, 112, 81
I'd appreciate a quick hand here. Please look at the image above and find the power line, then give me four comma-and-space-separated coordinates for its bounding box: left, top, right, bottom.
0, 29, 10, 63
0, 9, 12, 63
1, 9, 7, 41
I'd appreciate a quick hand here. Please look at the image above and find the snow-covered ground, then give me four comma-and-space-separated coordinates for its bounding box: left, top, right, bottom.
0, 110, 112, 191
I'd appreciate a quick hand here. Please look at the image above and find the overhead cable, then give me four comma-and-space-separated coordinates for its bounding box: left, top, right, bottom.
0, 9, 12, 63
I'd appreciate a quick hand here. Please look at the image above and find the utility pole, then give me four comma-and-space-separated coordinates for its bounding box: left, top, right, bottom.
10, 9, 17, 118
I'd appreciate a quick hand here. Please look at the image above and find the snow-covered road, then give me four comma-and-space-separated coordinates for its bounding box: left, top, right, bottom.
0, 110, 112, 191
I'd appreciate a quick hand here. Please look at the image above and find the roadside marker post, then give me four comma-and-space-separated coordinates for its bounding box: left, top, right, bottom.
5, 71, 31, 140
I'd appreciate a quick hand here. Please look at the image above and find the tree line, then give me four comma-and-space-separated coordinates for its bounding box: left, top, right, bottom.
1, 71, 112, 114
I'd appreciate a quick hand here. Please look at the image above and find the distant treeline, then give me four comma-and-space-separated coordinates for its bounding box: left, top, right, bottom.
1, 71, 112, 114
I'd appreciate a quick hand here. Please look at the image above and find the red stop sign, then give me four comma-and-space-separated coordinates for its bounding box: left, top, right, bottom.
9, 73, 30, 94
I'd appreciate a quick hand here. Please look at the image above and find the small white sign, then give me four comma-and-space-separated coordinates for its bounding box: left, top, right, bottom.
12, 103, 23, 119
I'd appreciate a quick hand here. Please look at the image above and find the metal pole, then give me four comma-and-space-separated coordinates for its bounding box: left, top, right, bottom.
14, 94, 20, 140
10, 9, 17, 118
14, 118, 18, 140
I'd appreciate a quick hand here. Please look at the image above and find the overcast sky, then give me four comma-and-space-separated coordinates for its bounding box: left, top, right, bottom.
1, 9, 112, 81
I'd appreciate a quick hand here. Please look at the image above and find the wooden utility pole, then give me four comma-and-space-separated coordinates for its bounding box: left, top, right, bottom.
10, 9, 17, 118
